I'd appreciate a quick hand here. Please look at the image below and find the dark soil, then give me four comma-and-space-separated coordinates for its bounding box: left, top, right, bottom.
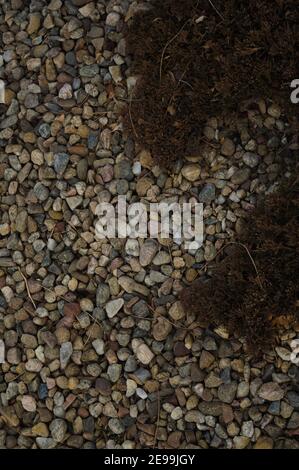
180, 175, 299, 354
124, 0, 299, 167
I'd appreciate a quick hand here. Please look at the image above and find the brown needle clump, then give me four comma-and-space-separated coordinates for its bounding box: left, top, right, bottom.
180, 176, 299, 354
124, 0, 299, 167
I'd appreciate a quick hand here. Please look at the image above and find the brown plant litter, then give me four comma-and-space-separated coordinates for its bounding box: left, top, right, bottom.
124, 0, 299, 167
180, 175, 299, 353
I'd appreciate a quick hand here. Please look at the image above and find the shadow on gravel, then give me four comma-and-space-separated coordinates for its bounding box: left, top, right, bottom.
124, 0, 299, 167
180, 175, 299, 354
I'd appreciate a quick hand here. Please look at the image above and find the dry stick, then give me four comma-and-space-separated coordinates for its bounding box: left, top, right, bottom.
202, 240, 265, 291
159, 0, 202, 85
226, 241, 264, 291
159, 19, 191, 84
207, 0, 225, 21
83, 320, 96, 348
6, 371, 25, 383
18, 268, 36, 309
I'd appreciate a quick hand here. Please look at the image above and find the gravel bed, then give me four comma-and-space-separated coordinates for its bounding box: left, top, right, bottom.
0, 0, 298, 449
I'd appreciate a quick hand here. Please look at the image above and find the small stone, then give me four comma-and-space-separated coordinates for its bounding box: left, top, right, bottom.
107, 364, 122, 383
96, 283, 110, 306
106, 12, 120, 27
66, 196, 83, 210
139, 240, 158, 267
181, 164, 200, 182
254, 437, 274, 449
38, 123, 51, 138
200, 350, 215, 369
7, 348, 21, 364
241, 420, 254, 438
92, 339, 105, 355
287, 411, 299, 428
118, 276, 149, 296
32, 423, 49, 437
114, 160, 133, 180
258, 382, 284, 401
125, 239, 139, 256
1, 286, 14, 304
169, 301, 185, 321
0, 223, 10, 236
31, 149, 44, 165
79, 2, 96, 17
268, 104, 281, 119
185, 411, 204, 424
214, 326, 230, 340
173, 342, 189, 357
218, 383, 238, 404
21, 395, 36, 412
132, 161, 142, 175
105, 298, 124, 318
24, 93, 39, 108
231, 168, 251, 185
25, 357, 43, 372
26, 58, 41, 72
198, 402, 223, 416
27, 13, 41, 35
233, 436, 250, 449
136, 177, 152, 196
59, 83, 73, 100
60, 342, 73, 369
34, 182, 49, 202
287, 392, 299, 409
139, 149, 153, 169
153, 251, 171, 265
95, 378, 112, 396
243, 152, 260, 168
237, 381, 250, 398
36, 438, 56, 449
54, 153, 69, 175
50, 419, 67, 443
171, 407, 183, 420
108, 418, 124, 435
198, 183, 216, 203
205, 372, 223, 388
221, 138, 235, 157
126, 379, 137, 397
79, 64, 99, 77
38, 384, 48, 400
15, 211, 27, 233
152, 317, 172, 341
109, 66, 122, 83
275, 347, 291, 361
134, 341, 154, 365
0, 340, 5, 363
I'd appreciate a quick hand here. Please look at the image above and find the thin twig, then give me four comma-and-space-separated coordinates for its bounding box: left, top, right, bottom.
159, 19, 191, 83
18, 268, 36, 309
83, 320, 96, 348
207, 0, 225, 21
202, 240, 265, 291
6, 371, 25, 383
159, 0, 201, 86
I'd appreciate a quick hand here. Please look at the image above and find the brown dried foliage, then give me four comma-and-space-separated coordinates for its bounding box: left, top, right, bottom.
124, 0, 299, 167
180, 176, 299, 353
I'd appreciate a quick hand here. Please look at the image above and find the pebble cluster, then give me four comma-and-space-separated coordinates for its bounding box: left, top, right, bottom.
0, 0, 298, 449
